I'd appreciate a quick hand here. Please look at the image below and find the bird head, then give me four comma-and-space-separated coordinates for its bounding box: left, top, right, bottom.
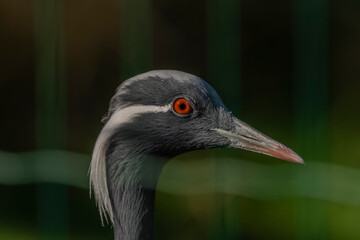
100, 70, 303, 163
90, 70, 303, 224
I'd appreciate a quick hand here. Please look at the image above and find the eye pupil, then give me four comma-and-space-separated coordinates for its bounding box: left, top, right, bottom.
179, 103, 186, 110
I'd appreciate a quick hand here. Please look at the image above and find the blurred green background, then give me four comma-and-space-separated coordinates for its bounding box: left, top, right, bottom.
1, 0, 360, 239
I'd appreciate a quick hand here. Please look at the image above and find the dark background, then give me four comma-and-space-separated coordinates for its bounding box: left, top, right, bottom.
1, 0, 360, 239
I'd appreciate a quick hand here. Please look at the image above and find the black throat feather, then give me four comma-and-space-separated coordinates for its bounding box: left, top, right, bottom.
106, 141, 169, 240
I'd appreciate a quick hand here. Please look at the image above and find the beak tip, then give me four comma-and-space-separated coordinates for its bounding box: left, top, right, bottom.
287, 155, 305, 164
273, 145, 304, 164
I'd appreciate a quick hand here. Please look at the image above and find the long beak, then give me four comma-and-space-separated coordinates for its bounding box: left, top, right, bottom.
214, 117, 304, 164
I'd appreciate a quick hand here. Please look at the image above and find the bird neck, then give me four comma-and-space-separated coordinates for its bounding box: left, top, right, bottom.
106, 151, 168, 240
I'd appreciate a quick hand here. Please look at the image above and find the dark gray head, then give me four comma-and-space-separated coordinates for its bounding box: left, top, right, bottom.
103, 70, 234, 157
89, 70, 303, 224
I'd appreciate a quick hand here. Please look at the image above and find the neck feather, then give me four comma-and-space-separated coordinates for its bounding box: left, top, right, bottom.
106, 151, 167, 240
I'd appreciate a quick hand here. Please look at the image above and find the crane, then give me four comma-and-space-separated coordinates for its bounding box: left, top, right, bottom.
89, 70, 303, 240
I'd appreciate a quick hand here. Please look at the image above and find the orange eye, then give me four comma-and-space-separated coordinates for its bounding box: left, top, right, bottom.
173, 98, 192, 115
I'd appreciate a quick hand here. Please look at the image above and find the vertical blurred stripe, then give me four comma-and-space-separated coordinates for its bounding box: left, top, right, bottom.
207, 0, 241, 239
207, 0, 241, 112
34, 0, 68, 239
293, 0, 330, 239
119, 0, 153, 79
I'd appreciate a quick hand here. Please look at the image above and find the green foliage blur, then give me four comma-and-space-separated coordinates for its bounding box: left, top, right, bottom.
1, 0, 360, 239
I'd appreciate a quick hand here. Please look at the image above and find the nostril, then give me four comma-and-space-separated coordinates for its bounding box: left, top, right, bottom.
240, 134, 260, 142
